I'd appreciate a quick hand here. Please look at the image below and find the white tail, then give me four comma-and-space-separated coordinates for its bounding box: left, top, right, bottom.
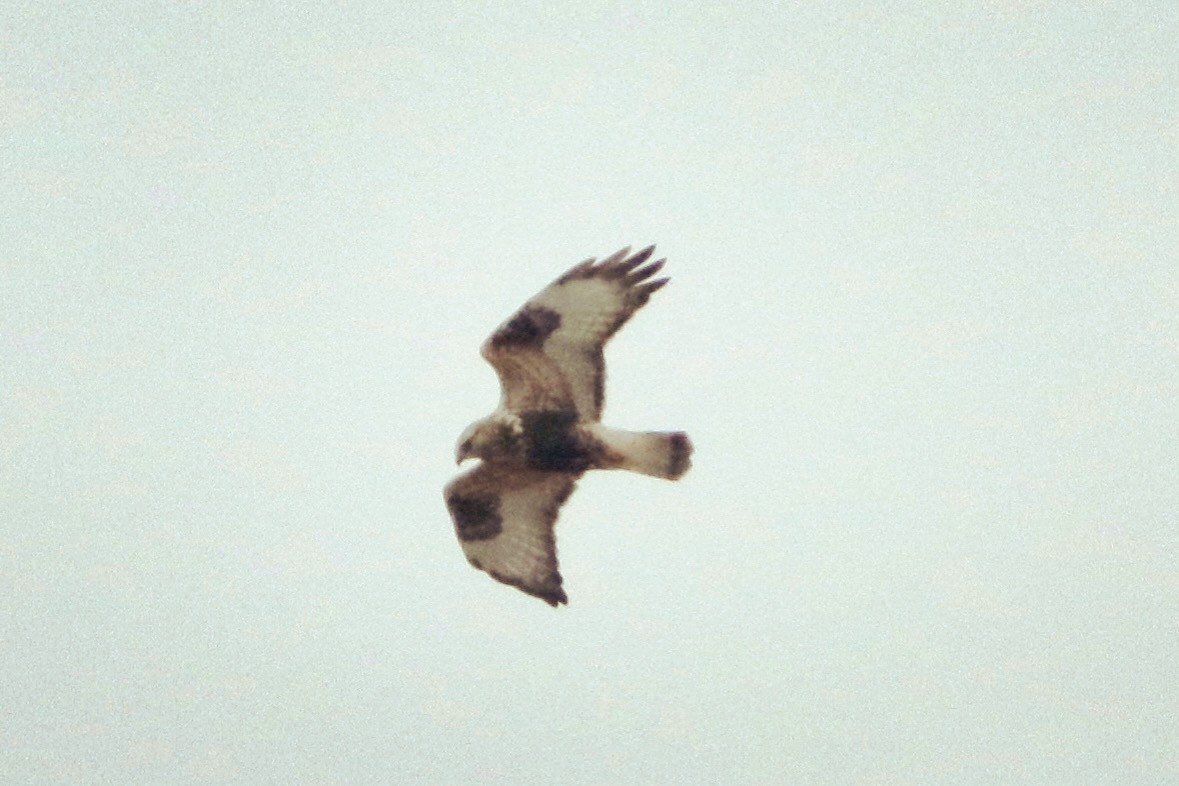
590, 425, 693, 480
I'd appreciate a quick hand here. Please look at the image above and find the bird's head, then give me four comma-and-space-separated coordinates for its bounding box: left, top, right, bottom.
456, 415, 519, 464
454, 419, 488, 465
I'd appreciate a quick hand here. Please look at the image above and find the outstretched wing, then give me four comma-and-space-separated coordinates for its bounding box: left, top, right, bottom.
481, 246, 669, 420
443, 462, 580, 606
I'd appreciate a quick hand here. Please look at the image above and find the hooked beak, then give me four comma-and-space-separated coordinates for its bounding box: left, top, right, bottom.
455, 443, 471, 465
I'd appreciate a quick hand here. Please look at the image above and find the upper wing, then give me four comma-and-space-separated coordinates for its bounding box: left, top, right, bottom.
443, 462, 580, 606
481, 246, 668, 419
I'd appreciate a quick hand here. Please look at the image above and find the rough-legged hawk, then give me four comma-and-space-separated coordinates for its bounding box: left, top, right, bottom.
444, 246, 693, 606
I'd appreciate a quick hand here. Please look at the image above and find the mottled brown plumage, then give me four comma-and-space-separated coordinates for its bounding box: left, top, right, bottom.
445, 246, 692, 606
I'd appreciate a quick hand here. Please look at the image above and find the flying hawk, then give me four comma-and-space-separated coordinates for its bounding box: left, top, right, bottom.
444, 246, 693, 606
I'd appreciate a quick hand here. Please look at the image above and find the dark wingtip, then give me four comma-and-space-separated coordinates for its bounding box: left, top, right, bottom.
484, 564, 568, 607
599, 247, 630, 268
637, 277, 670, 298
563, 245, 664, 283
626, 245, 656, 266
556, 257, 596, 284
527, 582, 568, 606
627, 258, 666, 284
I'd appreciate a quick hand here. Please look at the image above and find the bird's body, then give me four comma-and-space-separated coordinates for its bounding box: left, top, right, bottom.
444, 246, 692, 606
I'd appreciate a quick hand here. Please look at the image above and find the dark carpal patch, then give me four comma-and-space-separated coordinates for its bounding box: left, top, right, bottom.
447, 492, 502, 542
490, 305, 561, 348
521, 409, 593, 472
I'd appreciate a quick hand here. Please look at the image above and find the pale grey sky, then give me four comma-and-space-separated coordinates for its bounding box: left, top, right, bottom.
2, 2, 1176, 783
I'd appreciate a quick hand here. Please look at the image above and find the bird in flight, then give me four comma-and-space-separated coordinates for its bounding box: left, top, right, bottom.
444, 246, 693, 606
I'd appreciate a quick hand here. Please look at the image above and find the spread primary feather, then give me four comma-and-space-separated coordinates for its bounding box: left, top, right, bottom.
444, 246, 693, 606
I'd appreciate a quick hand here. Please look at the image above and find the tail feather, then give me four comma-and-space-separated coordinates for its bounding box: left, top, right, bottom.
592, 426, 693, 480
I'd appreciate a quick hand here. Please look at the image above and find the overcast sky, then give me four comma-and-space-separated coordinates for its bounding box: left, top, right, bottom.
3, 2, 1176, 783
